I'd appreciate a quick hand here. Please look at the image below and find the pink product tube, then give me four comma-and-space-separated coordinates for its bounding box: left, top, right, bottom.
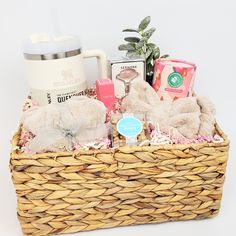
96, 79, 116, 109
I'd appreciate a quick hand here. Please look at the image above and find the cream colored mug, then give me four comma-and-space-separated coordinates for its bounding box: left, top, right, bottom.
23, 34, 108, 105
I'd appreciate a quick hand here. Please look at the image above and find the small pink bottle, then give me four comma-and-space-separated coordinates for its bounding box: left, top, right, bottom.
96, 79, 116, 110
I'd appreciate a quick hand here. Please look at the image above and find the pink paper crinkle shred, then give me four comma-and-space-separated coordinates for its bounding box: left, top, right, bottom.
171, 135, 214, 144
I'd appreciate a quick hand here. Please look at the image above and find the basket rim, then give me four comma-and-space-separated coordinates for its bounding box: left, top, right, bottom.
10, 123, 229, 160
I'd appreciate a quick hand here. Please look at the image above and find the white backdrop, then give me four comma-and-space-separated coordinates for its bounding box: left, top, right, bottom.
0, 0, 235, 235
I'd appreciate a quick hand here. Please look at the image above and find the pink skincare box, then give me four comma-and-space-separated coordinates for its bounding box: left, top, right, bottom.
96, 79, 116, 109
152, 58, 196, 101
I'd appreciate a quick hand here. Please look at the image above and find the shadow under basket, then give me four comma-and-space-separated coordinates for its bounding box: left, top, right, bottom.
10, 124, 229, 236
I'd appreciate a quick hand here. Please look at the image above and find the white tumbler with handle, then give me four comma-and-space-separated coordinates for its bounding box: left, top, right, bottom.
23, 34, 108, 105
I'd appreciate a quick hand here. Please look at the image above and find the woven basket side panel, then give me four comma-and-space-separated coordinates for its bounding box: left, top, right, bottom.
10, 142, 229, 236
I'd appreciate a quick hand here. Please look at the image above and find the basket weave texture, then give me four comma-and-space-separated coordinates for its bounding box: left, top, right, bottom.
10, 124, 229, 236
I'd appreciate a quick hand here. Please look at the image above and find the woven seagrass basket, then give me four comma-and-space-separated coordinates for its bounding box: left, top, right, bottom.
10, 124, 229, 236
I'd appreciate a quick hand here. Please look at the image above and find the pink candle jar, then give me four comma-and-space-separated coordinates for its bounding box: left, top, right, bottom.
152, 58, 196, 100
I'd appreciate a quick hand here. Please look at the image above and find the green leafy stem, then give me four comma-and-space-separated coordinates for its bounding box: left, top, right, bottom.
118, 16, 169, 78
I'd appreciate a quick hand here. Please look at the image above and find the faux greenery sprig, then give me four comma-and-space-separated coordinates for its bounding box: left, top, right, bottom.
118, 16, 169, 80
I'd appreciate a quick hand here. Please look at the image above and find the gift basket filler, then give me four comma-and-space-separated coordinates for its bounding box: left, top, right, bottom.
10, 17, 229, 236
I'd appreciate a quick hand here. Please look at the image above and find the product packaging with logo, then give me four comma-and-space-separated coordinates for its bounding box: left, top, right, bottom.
152, 58, 196, 100
96, 79, 116, 110
110, 113, 148, 147
108, 57, 146, 99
